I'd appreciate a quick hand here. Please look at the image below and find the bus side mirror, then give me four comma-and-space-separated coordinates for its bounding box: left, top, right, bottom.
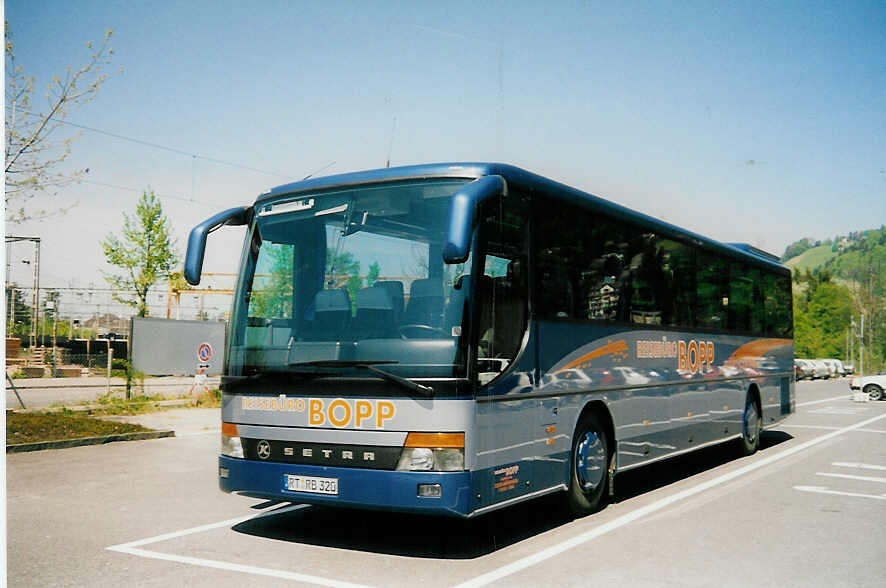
184, 206, 251, 285
442, 175, 507, 264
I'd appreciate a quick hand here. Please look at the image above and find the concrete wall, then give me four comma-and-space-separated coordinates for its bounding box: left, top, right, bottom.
131, 318, 225, 375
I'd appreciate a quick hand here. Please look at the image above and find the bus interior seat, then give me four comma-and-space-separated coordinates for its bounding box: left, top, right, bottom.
404, 278, 444, 326
353, 286, 396, 339
375, 281, 404, 323
303, 288, 351, 340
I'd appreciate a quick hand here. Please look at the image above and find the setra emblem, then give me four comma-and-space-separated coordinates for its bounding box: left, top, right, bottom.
256, 440, 271, 460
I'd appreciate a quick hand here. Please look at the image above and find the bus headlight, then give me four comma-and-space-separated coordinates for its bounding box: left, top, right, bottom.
397, 448, 435, 470
221, 422, 244, 459
396, 432, 465, 472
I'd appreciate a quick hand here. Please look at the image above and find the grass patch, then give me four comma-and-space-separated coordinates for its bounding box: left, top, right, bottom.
88, 393, 181, 415
785, 244, 836, 272
55, 387, 222, 416
7, 411, 152, 445
194, 387, 221, 408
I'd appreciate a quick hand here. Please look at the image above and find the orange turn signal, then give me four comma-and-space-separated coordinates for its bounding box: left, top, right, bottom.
404, 432, 464, 449
221, 422, 239, 437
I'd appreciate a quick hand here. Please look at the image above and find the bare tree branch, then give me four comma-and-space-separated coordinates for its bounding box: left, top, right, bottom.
5, 22, 118, 222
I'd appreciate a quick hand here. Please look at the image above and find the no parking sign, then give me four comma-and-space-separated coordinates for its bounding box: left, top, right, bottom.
197, 342, 214, 363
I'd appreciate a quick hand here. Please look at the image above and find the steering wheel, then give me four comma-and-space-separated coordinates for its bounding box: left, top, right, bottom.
398, 324, 449, 339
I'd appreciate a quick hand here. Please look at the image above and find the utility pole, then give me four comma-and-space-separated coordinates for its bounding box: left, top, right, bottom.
6, 236, 41, 348
48, 298, 58, 351
32, 239, 40, 349
8, 286, 15, 334
860, 313, 865, 376
850, 317, 855, 372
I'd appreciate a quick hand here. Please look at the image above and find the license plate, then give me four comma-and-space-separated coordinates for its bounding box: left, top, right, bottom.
284, 474, 338, 495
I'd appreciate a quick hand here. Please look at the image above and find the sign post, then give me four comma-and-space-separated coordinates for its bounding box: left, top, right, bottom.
191, 342, 214, 399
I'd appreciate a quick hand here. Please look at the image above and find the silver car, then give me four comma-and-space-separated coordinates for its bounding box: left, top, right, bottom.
794, 359, 815, 380
810, 359, 830, 379
820, 359, 844, 378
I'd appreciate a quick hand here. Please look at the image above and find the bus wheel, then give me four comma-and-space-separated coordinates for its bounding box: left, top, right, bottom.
738, 393, 761, 456
865, 384, 884, 401
566, 412, 610, 516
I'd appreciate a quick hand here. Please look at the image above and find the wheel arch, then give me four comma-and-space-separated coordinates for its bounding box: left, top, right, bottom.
574, 400, 616, 459
747, 382, 762, 412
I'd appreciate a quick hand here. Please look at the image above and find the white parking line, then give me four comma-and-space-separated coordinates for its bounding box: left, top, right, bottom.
833, 462, 886, 471
808, 407, 868, 415
793, 486, 886, 501
108, 546, 373, 588
454, 410, 886, 588
781, 424, 886, 434
796, 395, 852, 407
107, 504, 373, 588
816, 472, 886, 484
107, 504, 306, 550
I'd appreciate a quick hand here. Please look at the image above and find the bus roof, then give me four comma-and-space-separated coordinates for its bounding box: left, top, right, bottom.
257, 162, 789, 276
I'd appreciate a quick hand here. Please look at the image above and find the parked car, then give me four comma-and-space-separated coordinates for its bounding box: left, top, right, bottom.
809, 359, 830, 379
817, 359, 838, 378
794, 359, 815, 380
850, 373, 886, 401
842, 362, 855, 376
820, 359, 844, 378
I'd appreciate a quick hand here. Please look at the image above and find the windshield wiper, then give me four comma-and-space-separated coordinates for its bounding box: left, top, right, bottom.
288, 360, 434, 396
290, 359, 398, 368
221, 369, 327, 391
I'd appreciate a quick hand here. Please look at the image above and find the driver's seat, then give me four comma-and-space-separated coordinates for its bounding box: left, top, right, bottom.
404, 278, 444, 327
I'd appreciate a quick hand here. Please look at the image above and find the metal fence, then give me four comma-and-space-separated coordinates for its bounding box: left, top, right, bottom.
9, 351, 116, 378
6, 348, 220, 410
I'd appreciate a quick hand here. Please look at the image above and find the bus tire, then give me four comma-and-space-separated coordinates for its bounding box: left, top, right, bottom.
865, 384, 884, 401
566, 411, 610, 517
737, 391, 762, 456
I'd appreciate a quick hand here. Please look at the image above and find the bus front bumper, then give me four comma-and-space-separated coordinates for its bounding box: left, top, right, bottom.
219, 455, 474, 517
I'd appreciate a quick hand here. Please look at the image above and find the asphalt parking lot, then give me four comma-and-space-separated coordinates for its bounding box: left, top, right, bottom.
7, 379, 886, 587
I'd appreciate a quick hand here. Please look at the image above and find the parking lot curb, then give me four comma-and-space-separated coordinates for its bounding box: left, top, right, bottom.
6, 430, 176, 453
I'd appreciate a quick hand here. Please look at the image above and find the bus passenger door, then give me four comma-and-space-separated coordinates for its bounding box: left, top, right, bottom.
473, 196, 536, 509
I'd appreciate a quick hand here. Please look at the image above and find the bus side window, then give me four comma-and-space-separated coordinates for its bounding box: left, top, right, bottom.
662, 239, 695, 328
696, 251, 728, 330
764, 274, 793, 337
728, 263, 766, 335
622, 231, 670, 325
534, 197, 588, 319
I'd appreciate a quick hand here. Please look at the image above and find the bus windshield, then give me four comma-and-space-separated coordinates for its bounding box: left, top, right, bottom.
227, 178, 474, 381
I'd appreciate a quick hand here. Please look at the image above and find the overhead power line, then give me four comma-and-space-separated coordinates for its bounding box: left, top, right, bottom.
81, 179, 222, 208
9, 108, 299, 180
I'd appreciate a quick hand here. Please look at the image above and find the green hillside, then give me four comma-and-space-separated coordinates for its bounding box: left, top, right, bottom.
786, 226, 885, 373
784, 245, 836, 272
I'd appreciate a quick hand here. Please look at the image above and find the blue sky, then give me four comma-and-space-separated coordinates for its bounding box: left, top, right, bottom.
4, 1, 885, 318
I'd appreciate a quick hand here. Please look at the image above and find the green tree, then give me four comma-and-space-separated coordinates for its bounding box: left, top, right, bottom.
327, 249, 361, 313
5, 285, 31, 335
366, 261, 381, 287
793, 280, 853, 359
5, 24, 117, 222
102, 192, 178, 317
250, 243, 293, 317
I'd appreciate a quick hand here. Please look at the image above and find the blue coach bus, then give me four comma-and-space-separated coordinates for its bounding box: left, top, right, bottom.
185, 163, 794, 517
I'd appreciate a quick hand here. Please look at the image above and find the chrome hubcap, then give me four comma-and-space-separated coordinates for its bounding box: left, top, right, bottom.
743, 403, 759, 444
575, 430, 606, 493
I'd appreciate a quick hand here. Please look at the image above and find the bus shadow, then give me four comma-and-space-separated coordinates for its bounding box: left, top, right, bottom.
232, 430, 793, 559
232, 492, 572, 559
613, 430, 793, 502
